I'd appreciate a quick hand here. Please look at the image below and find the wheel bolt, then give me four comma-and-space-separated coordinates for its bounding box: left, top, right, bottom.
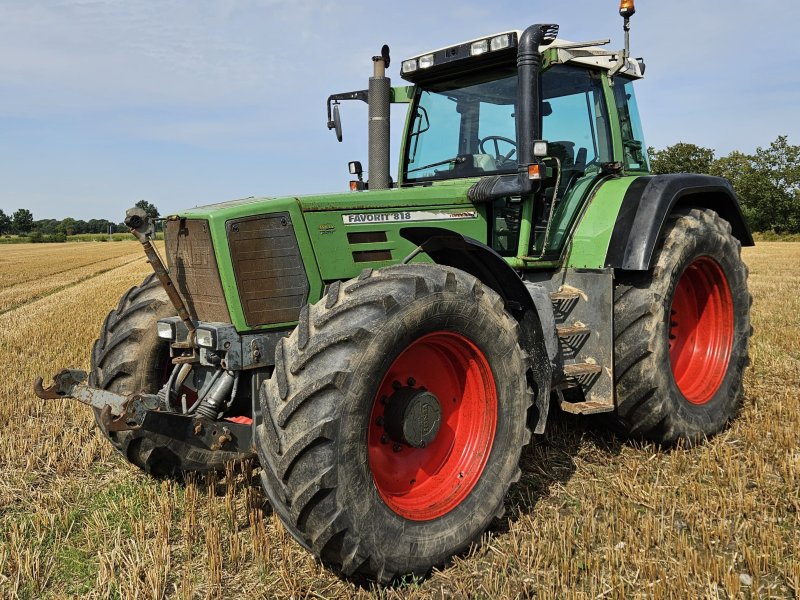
380, 434, 389, 444
376, 416, 384, 427
380, 395, 388, 405
392, 444, 402, 453
392, 380, 402, 390
407, 377, 416, 387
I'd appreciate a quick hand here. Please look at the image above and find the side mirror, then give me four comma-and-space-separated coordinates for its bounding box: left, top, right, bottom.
331, 104, 343, 142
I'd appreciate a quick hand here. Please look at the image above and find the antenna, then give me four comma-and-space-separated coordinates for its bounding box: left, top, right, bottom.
620, 0, 635, 60
610, 0, 636, 78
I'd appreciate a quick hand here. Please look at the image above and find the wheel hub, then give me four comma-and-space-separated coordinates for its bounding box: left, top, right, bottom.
383, 386, 441, 448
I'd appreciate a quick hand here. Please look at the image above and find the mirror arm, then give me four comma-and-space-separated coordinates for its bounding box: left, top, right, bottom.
326, 90, 369, 129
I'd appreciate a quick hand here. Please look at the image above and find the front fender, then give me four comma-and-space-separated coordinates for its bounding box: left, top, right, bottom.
399, 227, 554, 434
605, 174, 754, 271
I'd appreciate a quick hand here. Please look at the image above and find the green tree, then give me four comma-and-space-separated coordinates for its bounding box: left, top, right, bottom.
12, 209, 34, 234
135, 200, 160, 220
0, 209, 11, 235
711, 137, 800, 233
34, 219, 59, 234
648, 142, 716, 175
710, 151, 771, 231
650, 136, 800, 233
59, 217, 77, 236
752, 136, 800, 233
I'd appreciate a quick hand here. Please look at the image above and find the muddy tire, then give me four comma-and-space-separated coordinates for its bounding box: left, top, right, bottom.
255, 264, 532, 583
612, 208, 751, 445
90, 273, 249, 476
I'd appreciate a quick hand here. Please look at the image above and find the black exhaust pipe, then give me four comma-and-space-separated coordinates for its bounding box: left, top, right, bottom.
468, 24, 559, 203
368, 45, 392, 190
516, 24, 559, 173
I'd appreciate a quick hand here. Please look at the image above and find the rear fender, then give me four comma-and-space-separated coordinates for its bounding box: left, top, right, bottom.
605, 174, 754, 271
400, 227, 554, 434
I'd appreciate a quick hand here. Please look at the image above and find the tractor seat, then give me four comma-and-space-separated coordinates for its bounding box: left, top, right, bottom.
472, 154, 496, 172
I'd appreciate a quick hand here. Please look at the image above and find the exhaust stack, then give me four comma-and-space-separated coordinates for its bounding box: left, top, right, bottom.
368, 45, 391, 190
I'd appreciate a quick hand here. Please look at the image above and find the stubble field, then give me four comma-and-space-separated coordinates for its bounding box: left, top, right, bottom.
0, 241, 797, 599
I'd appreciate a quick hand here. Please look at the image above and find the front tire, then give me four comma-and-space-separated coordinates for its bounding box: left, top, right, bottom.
90, 273, 254, 476
612, 208, 751, 445
255, 265, 532, 582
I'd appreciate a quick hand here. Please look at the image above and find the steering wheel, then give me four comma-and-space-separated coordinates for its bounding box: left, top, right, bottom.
479, 136, 517, 163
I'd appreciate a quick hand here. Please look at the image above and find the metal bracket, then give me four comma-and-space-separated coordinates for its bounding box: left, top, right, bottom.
33, 368, 160, 432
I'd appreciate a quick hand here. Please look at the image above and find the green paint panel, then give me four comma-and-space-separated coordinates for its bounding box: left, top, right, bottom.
305, 205, 488, 281
566, 176, 639, 269
174, 182, 481, 330
298, 180, 478, 212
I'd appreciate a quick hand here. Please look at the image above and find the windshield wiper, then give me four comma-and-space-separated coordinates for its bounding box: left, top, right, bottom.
405, 155, 466, 176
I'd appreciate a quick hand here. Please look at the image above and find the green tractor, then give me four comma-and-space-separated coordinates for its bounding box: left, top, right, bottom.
36, 2, 752, 583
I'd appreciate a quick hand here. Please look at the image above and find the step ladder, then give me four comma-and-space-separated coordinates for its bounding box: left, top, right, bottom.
549, 279, 615, 415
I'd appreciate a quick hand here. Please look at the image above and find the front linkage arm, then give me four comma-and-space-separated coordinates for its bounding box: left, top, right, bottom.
124, 207, 197, 345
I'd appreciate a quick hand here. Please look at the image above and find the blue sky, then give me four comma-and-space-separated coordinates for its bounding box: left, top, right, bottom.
1, 0, 798, 221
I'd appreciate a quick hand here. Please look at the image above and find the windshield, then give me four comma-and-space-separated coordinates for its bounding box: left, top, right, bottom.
402, 66, 612, 184
404, 74, 518, 183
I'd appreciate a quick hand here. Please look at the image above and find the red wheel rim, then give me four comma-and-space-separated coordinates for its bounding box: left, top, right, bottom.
368, 331, 497, 521
668, 257, 734, 405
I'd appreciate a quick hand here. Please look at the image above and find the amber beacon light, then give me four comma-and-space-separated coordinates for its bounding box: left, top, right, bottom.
619, 0, 636, 18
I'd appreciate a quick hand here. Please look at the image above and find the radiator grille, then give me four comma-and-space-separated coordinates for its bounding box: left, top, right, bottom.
227, 213, 309, 326
164, 219, 231, 323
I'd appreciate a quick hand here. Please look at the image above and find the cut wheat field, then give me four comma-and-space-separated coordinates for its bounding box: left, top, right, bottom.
0, 241, 797, 600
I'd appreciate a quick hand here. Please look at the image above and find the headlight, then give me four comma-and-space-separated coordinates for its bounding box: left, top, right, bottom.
196, 328, 215, 348
157, 320, 175, 340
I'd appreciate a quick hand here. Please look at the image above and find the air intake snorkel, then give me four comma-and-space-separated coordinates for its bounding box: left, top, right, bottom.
468, 23, 559, 203
368, 45, 392, 190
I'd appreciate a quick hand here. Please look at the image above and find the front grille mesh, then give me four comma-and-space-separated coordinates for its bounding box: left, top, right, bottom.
227, 213, 309, 326
164, 219, 231, 323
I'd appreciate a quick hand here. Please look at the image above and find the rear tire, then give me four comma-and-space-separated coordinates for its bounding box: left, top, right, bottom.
255, 265, 532, 582
612, 208, 751, 445
90, 273, 253, 476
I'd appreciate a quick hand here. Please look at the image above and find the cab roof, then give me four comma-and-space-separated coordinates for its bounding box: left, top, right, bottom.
400, 30, 644, 83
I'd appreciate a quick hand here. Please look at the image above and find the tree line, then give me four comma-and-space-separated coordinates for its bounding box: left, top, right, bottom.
2, 139, 799, 238
649, 135, 800, 234
0, 201, 159, 238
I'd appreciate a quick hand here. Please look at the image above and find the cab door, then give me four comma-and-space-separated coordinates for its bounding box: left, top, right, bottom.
530, 65, 614, 259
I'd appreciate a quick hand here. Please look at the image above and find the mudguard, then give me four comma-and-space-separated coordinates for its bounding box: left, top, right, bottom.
400, 227, 553, 434
605, 174, 754, 271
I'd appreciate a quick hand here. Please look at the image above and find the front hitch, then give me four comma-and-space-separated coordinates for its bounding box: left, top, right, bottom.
33, 370, 255, 453
33, 368, 159, 432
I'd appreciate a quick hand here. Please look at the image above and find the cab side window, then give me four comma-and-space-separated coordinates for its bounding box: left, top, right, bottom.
542, 65, 612, 178
613, 78, 650, 171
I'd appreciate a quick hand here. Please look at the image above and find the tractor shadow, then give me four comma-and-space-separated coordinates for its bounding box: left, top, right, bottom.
493, 408, 625, 533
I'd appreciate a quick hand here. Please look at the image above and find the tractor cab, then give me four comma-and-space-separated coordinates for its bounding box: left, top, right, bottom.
329, 28, 650, 263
